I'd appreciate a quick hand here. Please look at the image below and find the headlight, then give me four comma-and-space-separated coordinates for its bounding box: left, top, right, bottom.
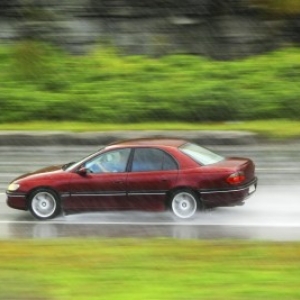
7, 183, 20, 191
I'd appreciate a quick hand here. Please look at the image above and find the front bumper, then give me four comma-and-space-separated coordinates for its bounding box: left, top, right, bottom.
6, 191, 27, 210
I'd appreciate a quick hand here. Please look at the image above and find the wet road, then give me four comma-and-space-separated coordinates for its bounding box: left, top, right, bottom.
1, 144, 300, 240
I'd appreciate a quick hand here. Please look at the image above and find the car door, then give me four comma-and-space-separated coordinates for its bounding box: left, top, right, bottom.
126, 147, 179, 211
64, 148, 131, 210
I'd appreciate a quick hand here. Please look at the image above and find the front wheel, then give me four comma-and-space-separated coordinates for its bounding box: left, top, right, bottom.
28, 189, 61, 220
170, 190, 199, 219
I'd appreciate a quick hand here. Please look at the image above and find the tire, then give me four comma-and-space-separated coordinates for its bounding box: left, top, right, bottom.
170, 189, 199, 219
28, 189, 61, 220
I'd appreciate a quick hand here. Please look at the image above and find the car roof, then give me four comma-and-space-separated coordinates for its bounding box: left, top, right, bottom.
108, 138, 188, 148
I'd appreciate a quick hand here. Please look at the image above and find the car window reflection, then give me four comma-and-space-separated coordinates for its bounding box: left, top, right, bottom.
85, 148, 131, 173
132, 148, 177, 172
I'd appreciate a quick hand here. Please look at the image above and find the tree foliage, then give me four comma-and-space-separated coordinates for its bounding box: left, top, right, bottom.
251, 0, 300, 16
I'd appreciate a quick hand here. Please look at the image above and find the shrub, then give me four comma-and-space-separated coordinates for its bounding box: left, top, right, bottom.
1, 43, 300, 123
250, 0, 300, 16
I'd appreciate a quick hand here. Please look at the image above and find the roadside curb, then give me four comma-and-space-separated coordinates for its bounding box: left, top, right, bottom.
0, 130, 260, 146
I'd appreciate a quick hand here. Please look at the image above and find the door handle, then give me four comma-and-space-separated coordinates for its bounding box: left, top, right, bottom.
115, 180, 124, 184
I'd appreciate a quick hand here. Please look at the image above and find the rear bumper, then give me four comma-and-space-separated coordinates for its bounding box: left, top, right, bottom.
199, 177, 258, 208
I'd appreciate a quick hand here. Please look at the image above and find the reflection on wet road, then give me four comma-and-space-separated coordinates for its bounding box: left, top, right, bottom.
1, 144, 300, 240
1, 185, 300, 240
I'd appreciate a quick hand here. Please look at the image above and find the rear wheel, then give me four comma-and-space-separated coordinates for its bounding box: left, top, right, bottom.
170, 190, 199, 219
29, 189, 61, 220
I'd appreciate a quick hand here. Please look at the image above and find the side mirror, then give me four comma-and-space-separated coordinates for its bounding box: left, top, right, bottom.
77, 166, 88, 175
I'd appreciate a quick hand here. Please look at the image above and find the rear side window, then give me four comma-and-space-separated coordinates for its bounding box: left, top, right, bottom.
131, 148, 177, 172
163, 153, 178, 170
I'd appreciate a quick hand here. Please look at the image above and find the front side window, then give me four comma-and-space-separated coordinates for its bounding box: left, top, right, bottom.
84, 148, 131, 173
131, 148, 177, 172
180, 143, 224, 166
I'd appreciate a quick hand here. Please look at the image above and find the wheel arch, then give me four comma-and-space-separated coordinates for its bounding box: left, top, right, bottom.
26, 186, 61, 209
166, 186, 202, 209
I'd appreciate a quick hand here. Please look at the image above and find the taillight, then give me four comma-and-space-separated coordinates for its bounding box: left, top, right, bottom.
226, 172, 245, 185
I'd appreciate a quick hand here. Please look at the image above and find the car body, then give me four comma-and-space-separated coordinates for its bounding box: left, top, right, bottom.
6, 138, 257, 220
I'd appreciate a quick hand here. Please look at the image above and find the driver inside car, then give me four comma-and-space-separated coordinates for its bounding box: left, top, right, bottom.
86, 149, 130, 173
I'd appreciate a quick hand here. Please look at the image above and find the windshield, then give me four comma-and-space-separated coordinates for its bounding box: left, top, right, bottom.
179, 143, 224, 166
64, 147, 105, 172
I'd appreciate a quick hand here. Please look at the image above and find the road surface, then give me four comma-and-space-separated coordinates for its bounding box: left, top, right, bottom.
0, 144, 300, 240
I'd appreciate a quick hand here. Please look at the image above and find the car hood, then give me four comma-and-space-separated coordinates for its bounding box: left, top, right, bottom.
13, 164, 64, 182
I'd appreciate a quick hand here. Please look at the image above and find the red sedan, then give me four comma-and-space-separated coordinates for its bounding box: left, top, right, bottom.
6, 138, 257, 220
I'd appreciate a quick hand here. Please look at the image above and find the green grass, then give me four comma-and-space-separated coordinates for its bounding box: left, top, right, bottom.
1, 43, 300, 124
0, 120, 300, 139
0, 239, 299, 300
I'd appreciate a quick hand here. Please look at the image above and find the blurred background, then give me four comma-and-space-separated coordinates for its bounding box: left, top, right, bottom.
1, 3, 300, 299
0, 0, 300, 125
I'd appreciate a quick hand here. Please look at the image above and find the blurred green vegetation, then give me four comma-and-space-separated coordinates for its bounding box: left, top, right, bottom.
0, 239, 299, 300
251, 0, 300, 15
1, 41, 300, 124
1, 120, 300, 139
